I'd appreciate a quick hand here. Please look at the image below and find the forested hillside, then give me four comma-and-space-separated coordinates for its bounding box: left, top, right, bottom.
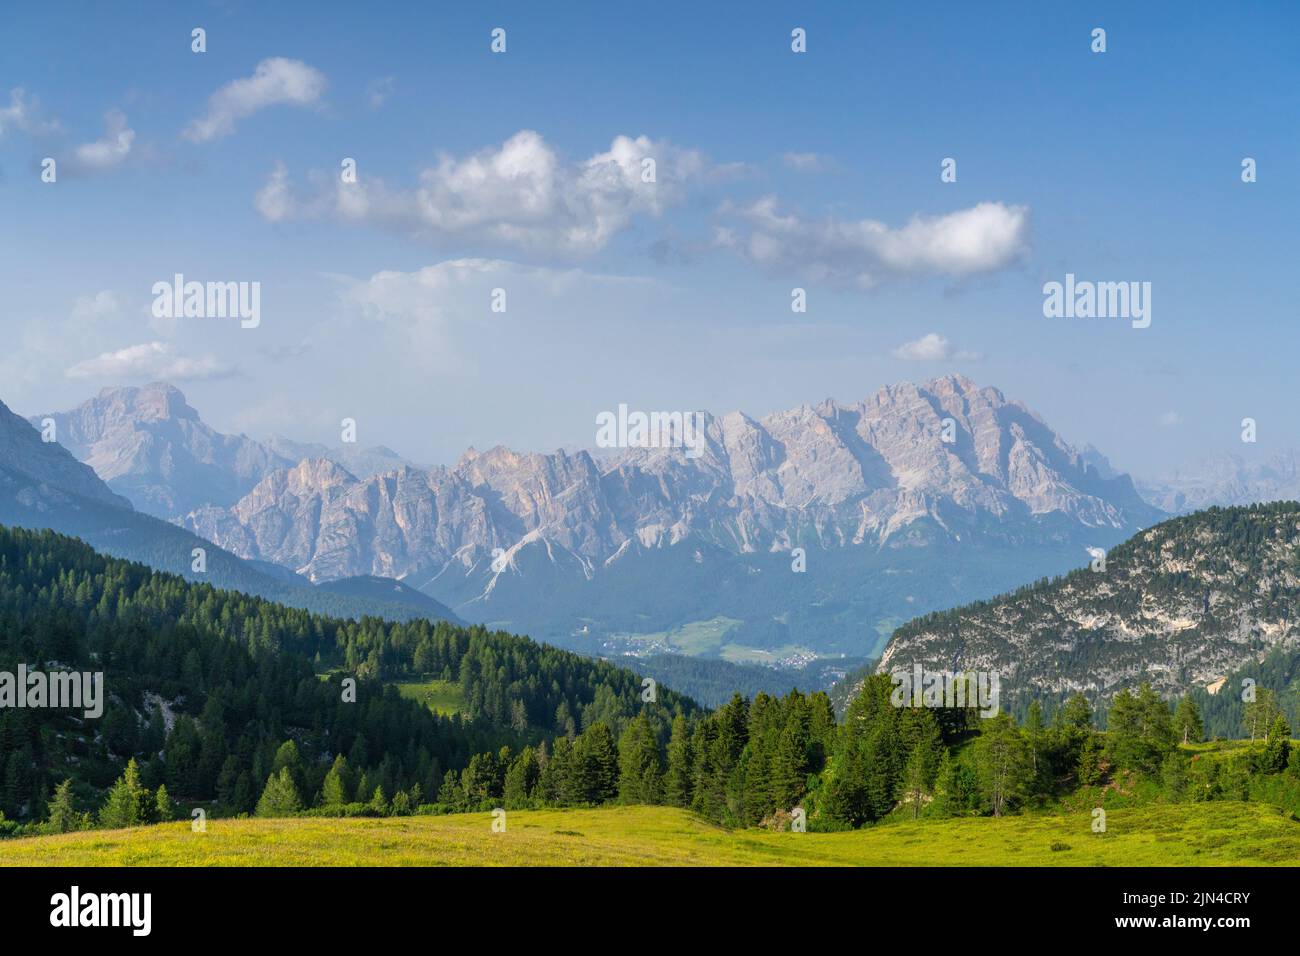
0, 397, 461, 626
881, 502, 1300, 703
0, 526, 697, 827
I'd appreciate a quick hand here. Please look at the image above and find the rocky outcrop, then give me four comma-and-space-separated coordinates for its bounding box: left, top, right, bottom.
180, 375, 1159, 585
880, 502, 1300, 699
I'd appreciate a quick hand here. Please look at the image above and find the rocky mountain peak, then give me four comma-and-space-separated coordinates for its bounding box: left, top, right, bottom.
287, 457, 358, 489
92, 382, 199, 424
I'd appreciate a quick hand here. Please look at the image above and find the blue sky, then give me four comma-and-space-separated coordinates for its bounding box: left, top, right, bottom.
1, 1, 1296, 476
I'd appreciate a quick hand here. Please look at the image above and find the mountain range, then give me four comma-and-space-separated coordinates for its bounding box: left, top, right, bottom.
879, 502, 1300, 703
21, 376, 1164, 666
31, 385, 414, 519
1138, 450, 1300, 514
0, 393, 458, 626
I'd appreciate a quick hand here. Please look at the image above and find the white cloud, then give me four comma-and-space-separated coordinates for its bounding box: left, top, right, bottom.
1156, 411, 1182, 428
65, 342, 235, 382
891, 333, 983, 362
184, 58, 326, 142
716, 198, 1030, 286
257, 130, 719, 256
70, 109, 134, 170
69, 290, 121, 322
344, 257, 654, 325
367, 76, 395, 110
254, 161, 295, 222
336, 257, 661, 375
0, 87, 60, 137
782, 152, 828, 172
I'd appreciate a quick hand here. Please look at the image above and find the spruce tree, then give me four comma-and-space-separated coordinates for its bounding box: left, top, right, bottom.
254, 768, 303, 817
154, 784, 175, 821
663, 714, 693, 808
1174, 696, 1203, 745
898, 711, 943, 819
322, 755, 350, 807
99, 758, 152, 829
503, 746, 540, 807
46, 778, 85, 833
770, 698, 812, 813
973, 715, 1030, 817
1261, 714, 1292, 773
617, 715, 663, 805
575, 722, 619, 804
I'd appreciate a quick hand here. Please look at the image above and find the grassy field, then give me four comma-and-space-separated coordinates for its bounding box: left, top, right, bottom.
2, 802, 1297, 867
393, 679, 464, 716
1184, 738, 1300, 759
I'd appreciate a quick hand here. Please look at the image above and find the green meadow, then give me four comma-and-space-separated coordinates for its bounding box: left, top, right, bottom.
393, 680, 464, 716
2, 802, 1296, 867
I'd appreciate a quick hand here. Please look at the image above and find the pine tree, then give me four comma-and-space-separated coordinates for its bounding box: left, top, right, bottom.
663, 715, 693, 808
1161, 751, 1189, 800
1174, 696, 1203, 745
322, 754, 350, 807
438, 769, 465, 810
154, 784, 175, 822
1244, 688, 1281, 743
574, 722, 619, 804
503, 746, 540, 807
539, 736, 576, 804
617, 714, 662, 805
390, 789, 412, 815
99, 758, 153, 829
271, 739, 305, 798
232, 772, 255, 814
898, 712, 943, 819
770, 698, 812, 813
46, 778, 86, 833
1076, 732, 1104, 786
1107, 683, 1176, 773
216, 755, 241, 808
1260, 714, 1292, 773
1024, 700, 1045, 784
1057, 693, 1094, 733
973, 715, 1030, 817
254, 768, 303, 817
930, 750, 960, 818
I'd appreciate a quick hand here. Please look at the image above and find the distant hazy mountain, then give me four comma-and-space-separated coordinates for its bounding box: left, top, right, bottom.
879, 502, 1300, 702
0, 396, 459, 626
29, 383, 291, 519
31, 383, 416, 520
1138, 450, 1300, 514
264, 436, 416, 479
170, 375, 1158, 662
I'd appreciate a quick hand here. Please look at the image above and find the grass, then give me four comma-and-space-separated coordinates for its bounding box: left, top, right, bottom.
393, 680, 464, 716
2, 802, 1297, 867
719, 642, 815, 665
1184, 738, 1300, 758
607, 616, 744, 656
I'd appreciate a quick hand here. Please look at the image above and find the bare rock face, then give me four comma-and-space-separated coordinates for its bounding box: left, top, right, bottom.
172, 375, 1157, 587
30, 383, 291, 519
879, 503, 1300, 701
32, 384, 424, 521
